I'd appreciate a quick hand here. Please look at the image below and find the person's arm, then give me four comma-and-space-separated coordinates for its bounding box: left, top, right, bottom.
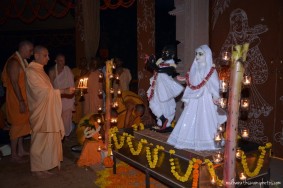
124, 102, 135, 128
6, 60, 27, 113
48, 68, 56, 86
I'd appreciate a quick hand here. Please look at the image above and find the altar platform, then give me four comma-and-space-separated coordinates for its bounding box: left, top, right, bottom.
112, 128, 271, 188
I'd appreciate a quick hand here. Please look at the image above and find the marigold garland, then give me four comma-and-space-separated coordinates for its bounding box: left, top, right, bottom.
169, 155, 202, 184
109, 128, 272, 186
241, 142, 272, 177
146, 145, 164, 168
112, 132, 128, 149
148, 72, 158, 101
127, 136, 148, 155
132, 123, 145, 131
192, 159, 202, 188
205, 159, 223, 186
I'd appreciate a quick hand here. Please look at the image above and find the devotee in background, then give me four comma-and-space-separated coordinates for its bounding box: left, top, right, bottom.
83, 57, 104, 115
116, 90, 145, 129
25, 45, 75, 178
1, 40, 33, 163
49, 53, 75, 138
72, 57, 89, 124
146, 45, 184, 132
113, 57, 132, 92
167, 44, 227, 150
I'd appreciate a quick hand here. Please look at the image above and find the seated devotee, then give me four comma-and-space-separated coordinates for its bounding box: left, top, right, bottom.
116, 90, 145, 129
83, 57, 104, 115
75, 109, 118, 167
49, 53, 75, 138
25, 45, 75, 178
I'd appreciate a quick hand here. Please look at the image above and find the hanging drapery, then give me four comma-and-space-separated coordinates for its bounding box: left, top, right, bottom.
81, 0, 100, 67
100, 0, 136, 10
0, 0, 75, 24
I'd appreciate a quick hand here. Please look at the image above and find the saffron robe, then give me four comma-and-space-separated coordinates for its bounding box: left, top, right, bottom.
76, 113, 103, 167
2, 52, 30, 139
116, 91, 144, 129
26, 62, 64, 172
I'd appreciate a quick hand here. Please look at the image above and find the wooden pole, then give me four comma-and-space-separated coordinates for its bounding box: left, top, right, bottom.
104, 59, 114, 150
223, 44, 249, 187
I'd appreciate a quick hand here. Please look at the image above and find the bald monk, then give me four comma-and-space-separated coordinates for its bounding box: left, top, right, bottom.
116, 91, 145, 129
25, 45, 75, 178
2, 40, 33, 163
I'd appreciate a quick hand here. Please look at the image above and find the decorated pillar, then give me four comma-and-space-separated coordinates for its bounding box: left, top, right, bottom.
104, 60, 114, 149
223, 44, 249, 187
137, 0, 156, 125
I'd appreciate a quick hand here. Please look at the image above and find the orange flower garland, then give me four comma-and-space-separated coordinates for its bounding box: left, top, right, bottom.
169, 149, 202, 186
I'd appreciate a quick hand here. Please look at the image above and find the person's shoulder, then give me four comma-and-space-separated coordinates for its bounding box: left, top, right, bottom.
48, 65, 56, 73
65, 65, 73, 72
5, 56, 21, 70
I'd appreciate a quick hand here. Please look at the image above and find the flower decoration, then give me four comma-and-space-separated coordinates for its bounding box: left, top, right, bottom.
112, 132, 128, 149
169, 157, 202, 185
205, 159, 223, 186
127, 136, 147, 155
132, 123, 145, 131
146, 145, 164, 168
241, 142, 272, 177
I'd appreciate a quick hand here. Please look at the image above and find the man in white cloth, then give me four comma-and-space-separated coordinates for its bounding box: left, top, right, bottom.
26, 46, 75, 178
167, 44, 227, 150
49, 54, 75, 137
146, 45, 184, 131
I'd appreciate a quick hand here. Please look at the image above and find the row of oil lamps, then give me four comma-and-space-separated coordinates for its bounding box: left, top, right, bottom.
218, 75, 251, 109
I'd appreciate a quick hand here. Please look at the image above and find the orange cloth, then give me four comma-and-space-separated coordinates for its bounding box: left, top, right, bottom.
26, 62, 64, 172
77, 140, 103, 167
83, 70, 103, 115
116, 91, 144, 128
2, 52, 30, 139
76, 113, 104, 167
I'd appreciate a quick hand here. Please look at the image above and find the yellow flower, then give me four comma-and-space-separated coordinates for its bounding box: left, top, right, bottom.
241, 142, 271, 177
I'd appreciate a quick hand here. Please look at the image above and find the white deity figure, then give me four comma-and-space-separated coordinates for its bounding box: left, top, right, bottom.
146, 45, 184, 132
167, 45, 227, 150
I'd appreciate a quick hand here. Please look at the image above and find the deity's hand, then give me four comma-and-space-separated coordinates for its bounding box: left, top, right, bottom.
177, 75, 186, 82
213, 98, 220, 105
